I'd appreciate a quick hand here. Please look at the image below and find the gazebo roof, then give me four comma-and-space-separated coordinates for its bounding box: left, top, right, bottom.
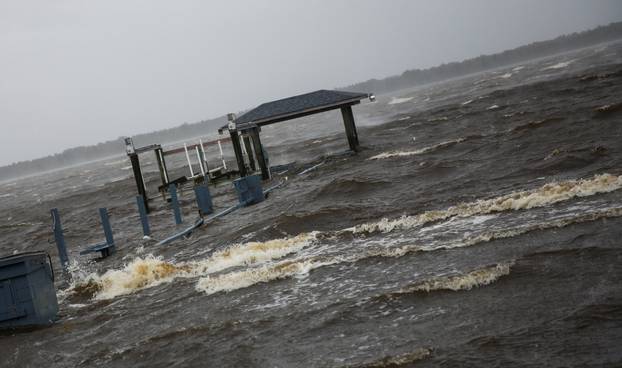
220, 90, 369, 132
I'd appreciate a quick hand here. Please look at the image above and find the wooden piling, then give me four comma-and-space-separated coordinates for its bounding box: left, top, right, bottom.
98, 208, 116, 257
340, 106, 359, 151
50, 208, 70, 273
229, 129, 247, 177
242, 135, 256, 171
249, 127, 270, 180
129, 153, 150, 212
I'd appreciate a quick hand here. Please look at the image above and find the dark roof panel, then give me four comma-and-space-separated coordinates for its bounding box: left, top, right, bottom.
236, 89, 369, 125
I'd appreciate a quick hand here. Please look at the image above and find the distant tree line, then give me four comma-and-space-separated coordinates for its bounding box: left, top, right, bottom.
2, 22, 622, 182
342, 22, 622, 94
0, 116, 227, 181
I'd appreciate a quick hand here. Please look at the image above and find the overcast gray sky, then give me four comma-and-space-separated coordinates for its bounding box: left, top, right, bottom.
1, 0, 621, 166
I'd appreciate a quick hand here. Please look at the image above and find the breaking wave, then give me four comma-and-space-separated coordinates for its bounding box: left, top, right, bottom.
65, 174, 622, 300
369, 138, 465, 160
349, 173, 622, 234
196, 206, 622, 296
196, 259, 322, 295
388, 97, 414, 105
543, 60, 574, 70
400, 263, 511, 293
66, 233, 318, 300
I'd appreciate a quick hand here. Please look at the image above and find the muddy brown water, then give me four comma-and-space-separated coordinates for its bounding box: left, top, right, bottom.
1, 41, 622, 367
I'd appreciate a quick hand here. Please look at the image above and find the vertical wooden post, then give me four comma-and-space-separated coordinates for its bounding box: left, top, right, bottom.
249, 127, 270, 180
50, 208, 70, 274
242, 135, 256, 171
129, 153, 150, 213
340, 105, 359, 151
229, 129, 247, 177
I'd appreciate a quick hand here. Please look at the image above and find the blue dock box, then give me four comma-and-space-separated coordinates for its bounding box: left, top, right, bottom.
233, 175, 265, 206
0, 251, 59, 328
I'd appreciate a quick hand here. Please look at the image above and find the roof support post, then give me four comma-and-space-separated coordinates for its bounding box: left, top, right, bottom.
242, 134, 256, 172
249, 127, 270, 180
129, 153, 150, 213
229, 129, 247, 177
341, 105, 359, 151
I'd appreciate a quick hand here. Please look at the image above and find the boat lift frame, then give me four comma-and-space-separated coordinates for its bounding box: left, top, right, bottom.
124, 136, 231, 213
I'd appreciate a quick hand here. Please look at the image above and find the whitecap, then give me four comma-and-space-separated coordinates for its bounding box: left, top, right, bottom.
388, 97, 414, 105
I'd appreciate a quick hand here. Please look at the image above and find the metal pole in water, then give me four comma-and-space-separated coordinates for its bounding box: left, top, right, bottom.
50, 208, 70, 273
136, 195, 151, 237
99, 208, 115, 246
218, 140, 227, 170
195, 147, 206, 176
184, 143, 195, 178
199, 139, 209, 176
169, 184, 183, 225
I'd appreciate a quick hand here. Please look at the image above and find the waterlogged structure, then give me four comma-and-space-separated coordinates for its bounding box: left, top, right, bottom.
123, 136, 232, 211
220, 89, 374, 179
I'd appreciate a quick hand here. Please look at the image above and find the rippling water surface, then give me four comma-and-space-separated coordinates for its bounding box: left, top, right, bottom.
2, 42, 622, 367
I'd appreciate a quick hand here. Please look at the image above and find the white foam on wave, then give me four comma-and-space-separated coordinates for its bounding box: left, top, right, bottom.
104, 158, 128, 166
403, 263, 512, 293
196, 205, 622, 296
66, 174, 622, 300
487, 104, 500, 110
349, 173, 622, 234
543, 60, 574, 70
461, 99, 473, 106
66, 233, 318, 300
500, 73, 512, 79
512, 66, 525, 72
388, 97, 414, 105
196, 259, 321, 295
368, 138, 465, 160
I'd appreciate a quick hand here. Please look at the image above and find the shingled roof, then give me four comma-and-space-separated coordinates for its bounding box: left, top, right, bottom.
234, 89, 369, 126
